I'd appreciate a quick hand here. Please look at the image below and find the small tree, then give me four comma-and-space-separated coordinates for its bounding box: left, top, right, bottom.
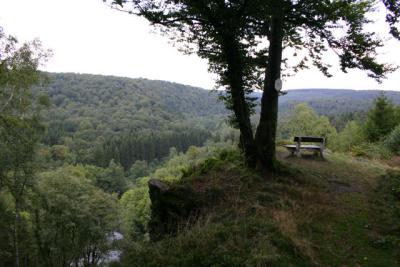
0, 27, 51, 267
280, 103, 337, 141
31, 166, 118, 267
364, 93, 397, 142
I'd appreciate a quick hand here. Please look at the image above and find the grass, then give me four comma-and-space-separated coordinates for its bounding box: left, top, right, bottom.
120, 148, 400, 267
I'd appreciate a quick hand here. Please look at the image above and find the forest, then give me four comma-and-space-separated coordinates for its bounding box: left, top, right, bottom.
30, 72, 400, 172
2, 0, 400, 266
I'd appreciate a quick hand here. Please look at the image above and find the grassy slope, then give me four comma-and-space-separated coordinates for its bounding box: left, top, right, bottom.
122, 149, 400, 267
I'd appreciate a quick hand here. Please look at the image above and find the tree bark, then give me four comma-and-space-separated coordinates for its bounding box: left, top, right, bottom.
255, 12, 284, 170
222, 35, 258, 167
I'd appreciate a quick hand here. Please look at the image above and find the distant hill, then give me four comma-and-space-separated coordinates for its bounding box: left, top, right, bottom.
278, 89, 400, 116
40, 72, 227, 127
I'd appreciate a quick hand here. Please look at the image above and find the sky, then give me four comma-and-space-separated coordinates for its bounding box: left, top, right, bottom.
0, 0, 399, 91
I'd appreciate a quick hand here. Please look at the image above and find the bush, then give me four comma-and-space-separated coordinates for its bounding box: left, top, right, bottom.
351, 142, 392, 159
331, 121, 364, 152
383, 124, 400, 154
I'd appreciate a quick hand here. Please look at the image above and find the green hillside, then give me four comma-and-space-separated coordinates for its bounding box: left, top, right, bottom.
120, 148, 400, 266
34, 73, 228, 169
34, 73, 400, 170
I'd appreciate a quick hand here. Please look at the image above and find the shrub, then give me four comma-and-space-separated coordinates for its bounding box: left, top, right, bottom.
351, 142, 392, 159
383, 124, 400, 154
331, 121, 365, 152
279, 103, 337, 143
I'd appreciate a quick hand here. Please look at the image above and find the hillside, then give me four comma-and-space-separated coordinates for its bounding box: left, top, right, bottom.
120, 149, 400, 266
34, 73, 228, 169
35, 73, 400, 169
279, 89, 400, 116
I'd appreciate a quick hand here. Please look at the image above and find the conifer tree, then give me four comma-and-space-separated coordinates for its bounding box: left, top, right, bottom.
364, 93, 398, 142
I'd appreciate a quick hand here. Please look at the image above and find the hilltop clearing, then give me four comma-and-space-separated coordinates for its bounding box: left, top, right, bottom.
120, 149, 400, 266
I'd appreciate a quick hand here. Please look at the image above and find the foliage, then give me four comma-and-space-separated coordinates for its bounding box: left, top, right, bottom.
0, 27, 51, 267
0, 192, 14, 267
119, 180, 151, 241
31, 165, 118, 267
364, 93, 398, 142
95, 159, 127, 195
278, 103, 337, 143
128, 160, 149, 180
383, 124, 400, 154
351, 142, 392, 159
331, 121, 365, 152
277, 88, 400, 125
34, 73, 226, 170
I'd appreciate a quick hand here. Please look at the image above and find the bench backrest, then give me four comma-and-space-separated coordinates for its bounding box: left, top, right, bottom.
294, 136, 325, 143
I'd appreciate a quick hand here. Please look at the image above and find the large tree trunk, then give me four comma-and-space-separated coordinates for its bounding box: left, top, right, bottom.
255, 13, 284, 170
223, 36, 258, 167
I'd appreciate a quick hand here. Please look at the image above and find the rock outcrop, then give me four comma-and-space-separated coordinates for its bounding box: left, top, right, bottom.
148, 179, 199, 241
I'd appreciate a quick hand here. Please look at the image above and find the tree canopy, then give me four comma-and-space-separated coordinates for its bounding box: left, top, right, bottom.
0, 27, 51, 267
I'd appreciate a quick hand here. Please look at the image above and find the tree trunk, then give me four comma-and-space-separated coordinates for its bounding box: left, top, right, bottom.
14, 200, 21, 267
222, 35, 258, 167
255, 13, 284, 170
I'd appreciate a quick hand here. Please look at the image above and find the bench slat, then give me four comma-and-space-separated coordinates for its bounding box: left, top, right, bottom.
294, 136, 325, 143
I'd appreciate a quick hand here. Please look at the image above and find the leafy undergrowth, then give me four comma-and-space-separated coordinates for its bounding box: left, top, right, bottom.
120, 149, 400, 267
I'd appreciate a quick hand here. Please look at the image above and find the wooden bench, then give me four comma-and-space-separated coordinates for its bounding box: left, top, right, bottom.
283, 136, 326, 158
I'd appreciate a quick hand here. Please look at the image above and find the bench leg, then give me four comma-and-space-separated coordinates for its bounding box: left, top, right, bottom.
320, 149, 324, 159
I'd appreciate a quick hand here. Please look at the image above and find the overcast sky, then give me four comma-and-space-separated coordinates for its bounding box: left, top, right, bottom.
0, 0, 399, 90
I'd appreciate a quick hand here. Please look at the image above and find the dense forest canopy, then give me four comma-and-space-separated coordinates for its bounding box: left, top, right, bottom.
33, 73, 228, 169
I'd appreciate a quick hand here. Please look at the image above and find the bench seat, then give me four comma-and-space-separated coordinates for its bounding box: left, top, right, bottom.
284, 144, 321, 150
